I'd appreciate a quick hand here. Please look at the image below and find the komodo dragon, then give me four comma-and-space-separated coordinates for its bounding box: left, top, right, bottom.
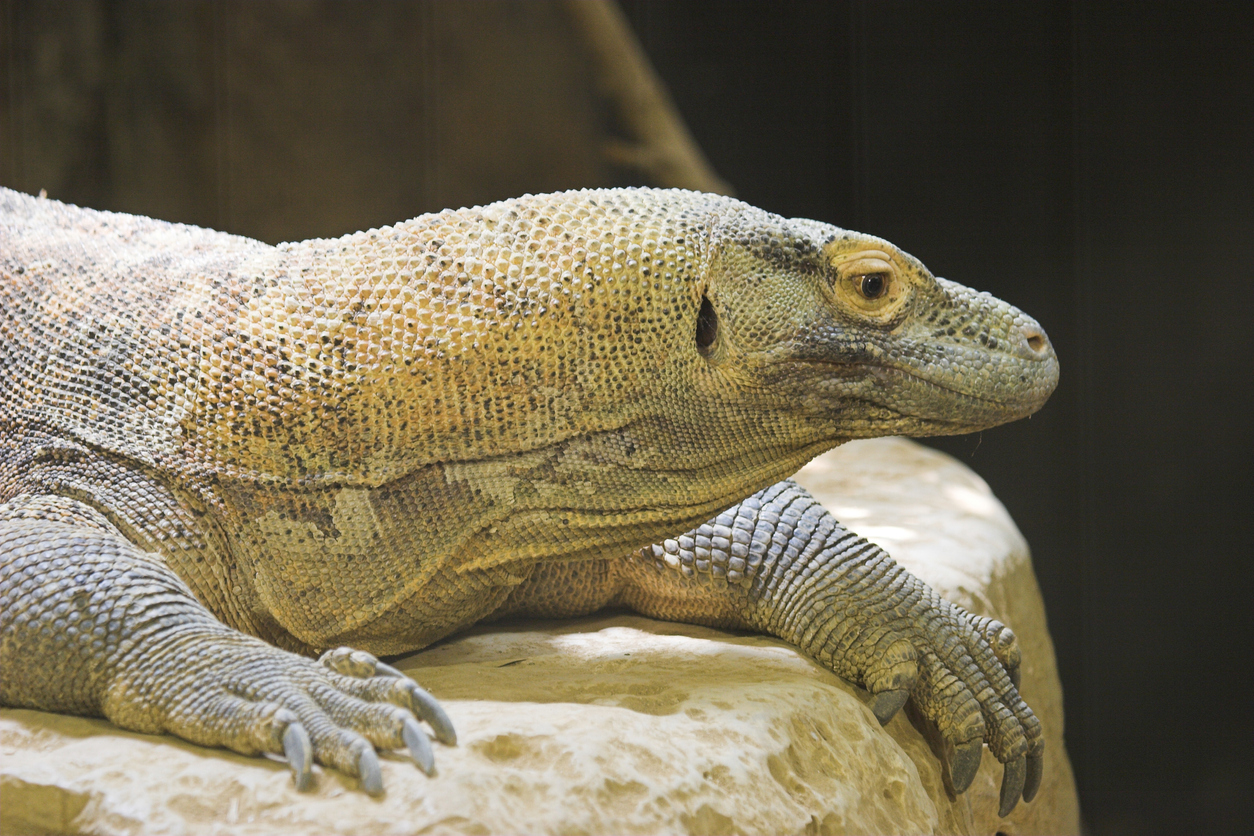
0, 186, 1058, 816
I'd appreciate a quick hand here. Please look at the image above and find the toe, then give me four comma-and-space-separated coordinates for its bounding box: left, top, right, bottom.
355, 742, 384, 796
1024, 746, 1045, 802
403, 717, 435, 775
869, 688, 910, 725
282, 722, 313, 791
947, 738, 984, 794
999, 755, 1027, 816
319, 647, 381, 679
401, 680, 457, 745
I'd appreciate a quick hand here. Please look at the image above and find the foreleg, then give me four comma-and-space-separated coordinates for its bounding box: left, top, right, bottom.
500, 479, 1043, 816
0, 496, 454, 793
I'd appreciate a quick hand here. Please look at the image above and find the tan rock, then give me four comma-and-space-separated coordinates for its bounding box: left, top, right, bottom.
0, 438, 1078, 835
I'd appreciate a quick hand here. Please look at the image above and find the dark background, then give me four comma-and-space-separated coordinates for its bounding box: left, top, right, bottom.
3, 2, 1251, 832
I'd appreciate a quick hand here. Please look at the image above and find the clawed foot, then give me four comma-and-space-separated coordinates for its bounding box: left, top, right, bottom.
273, 647, 456, 792
312, 647, 457, 789
111, 635, 456, 795
266, 650, 457, 793
859, 608, 1043, 816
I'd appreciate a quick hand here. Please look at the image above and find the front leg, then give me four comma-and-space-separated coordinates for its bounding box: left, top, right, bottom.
502, 479, 1043, 817
0, 496, 454, 793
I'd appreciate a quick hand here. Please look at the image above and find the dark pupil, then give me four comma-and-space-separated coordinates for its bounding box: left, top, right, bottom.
860, 274, 886, 299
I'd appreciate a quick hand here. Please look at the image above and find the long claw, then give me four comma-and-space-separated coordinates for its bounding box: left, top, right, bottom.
374, 661, 405, 679
357, 746, 384, 795
999, 755, 1027, 817
402, 717, 436, 775
407, 682, 457, 745
869, 689, 910, 725
947, 739, 983, 794
1023, 751, 1044, 802
282, 723, 313, 792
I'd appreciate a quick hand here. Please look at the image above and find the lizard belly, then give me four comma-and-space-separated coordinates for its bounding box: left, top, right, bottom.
221, 433, 798, 654
222, 461, 502, 652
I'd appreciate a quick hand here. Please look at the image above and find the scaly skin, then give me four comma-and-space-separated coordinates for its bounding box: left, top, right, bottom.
0, 187, 1057, 812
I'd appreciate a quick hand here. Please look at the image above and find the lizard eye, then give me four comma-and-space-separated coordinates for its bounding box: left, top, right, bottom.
856, 273, 889, 300
825, 250, 907, 318
695, 294, 718, 354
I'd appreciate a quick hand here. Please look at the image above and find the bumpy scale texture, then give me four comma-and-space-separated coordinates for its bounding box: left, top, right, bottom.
0, 187, 1057, 813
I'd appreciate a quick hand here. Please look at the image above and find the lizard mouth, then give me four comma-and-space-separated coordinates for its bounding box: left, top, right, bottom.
790, 358, 1010, 408
776, 357, 1049, 433
873, 364, 1015, 409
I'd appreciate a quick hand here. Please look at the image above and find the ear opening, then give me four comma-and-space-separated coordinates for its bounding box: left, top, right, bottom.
695, 294, 718, 355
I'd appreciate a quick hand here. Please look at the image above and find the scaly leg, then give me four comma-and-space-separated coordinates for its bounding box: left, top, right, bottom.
0, 496, 454, 793
499, 479, 1043, 817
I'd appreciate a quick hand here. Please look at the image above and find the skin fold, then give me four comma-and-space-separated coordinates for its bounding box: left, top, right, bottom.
0, 187, 1057, 813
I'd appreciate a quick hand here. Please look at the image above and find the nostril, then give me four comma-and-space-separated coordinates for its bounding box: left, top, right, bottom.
1023, 327, 1047, 353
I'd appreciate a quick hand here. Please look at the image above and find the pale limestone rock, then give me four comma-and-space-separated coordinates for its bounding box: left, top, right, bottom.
0, 438, 1079, 835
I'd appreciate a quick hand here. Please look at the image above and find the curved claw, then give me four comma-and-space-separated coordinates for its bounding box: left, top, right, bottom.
402, 716, 436, 775
406, 681, 457, 745
1024, 751, 1044, 802
282, 723, 313, 792
358, 746, 384, 796
869, 688, 910, 725
374, 661, 405, 679
999, 755, 1027, 817
947, 739, 983, 795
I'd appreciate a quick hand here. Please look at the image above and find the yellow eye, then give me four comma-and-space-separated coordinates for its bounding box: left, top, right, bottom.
841, 270, 894, 309
855, 273, 889, 300
824, 249, 909, 319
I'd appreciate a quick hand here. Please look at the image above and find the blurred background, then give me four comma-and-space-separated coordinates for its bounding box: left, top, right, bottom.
2, 2, 1250, 832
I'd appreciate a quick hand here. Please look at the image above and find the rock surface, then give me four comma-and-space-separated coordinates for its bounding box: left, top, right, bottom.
0, 438, 1079, 835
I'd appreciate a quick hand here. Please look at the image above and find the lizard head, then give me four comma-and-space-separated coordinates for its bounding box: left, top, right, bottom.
697, 207, 1060, 440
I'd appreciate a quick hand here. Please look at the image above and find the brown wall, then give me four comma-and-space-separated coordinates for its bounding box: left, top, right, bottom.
2, 1, 625, 242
